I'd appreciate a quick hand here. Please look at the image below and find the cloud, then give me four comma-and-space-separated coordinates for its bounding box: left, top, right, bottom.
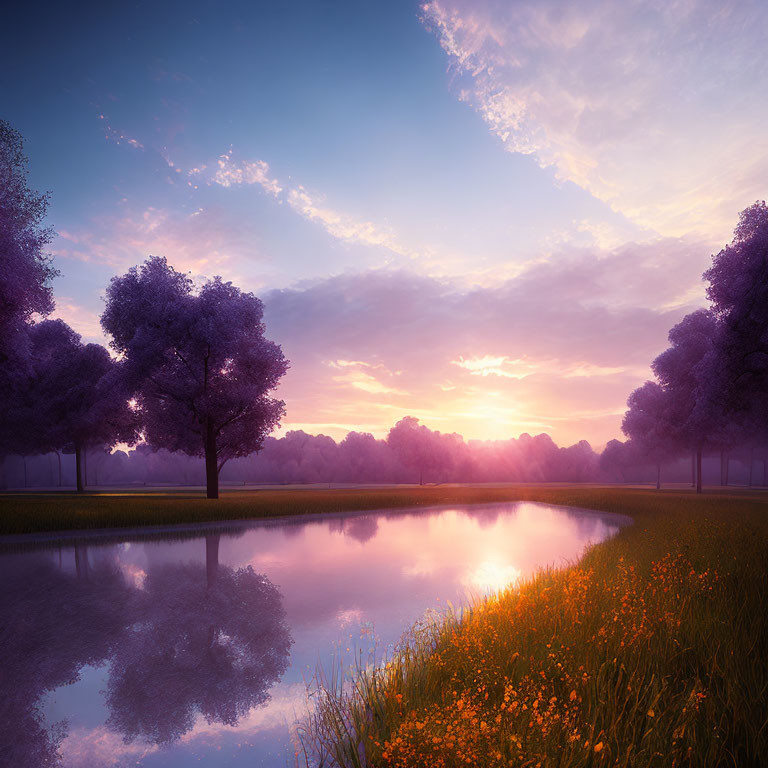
421, 0, 768, 239
206, 151, 283, 196
286, 186, 410, 255
452, 355, 630, 380
327, 359, 406, 395
54, 205, 266, 282
98, 114, 144, 150
50, 298, 106, 344
264, 235, 708, 445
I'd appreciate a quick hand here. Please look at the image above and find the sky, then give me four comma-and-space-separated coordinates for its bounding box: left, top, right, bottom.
2, 0, 767, 447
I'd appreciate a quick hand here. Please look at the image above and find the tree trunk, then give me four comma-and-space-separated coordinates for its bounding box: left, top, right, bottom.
75, 445, 84, 493
83, 449, 88, 487
206, 534, 220, 589
696, 446, 703, 494
656, 462, 661, 490
691, 452, 696, 487
419, 468, 423, 486
749, 447, 755, 487
56, 451, 62, 487
75, 544, 89, 581
205, 423, 219, 499
22, 456, 28, 488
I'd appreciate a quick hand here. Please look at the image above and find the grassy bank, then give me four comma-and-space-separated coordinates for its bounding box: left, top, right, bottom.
306, 490, 768, 767
2, 483, 768, 537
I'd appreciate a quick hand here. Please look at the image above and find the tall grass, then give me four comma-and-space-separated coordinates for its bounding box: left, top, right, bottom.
303, 493, 768, 767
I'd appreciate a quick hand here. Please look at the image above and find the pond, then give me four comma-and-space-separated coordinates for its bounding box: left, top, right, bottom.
0, 501, 629, 767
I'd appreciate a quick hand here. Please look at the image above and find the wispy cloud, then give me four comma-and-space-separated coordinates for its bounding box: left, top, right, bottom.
421, 0, 768, 239
452, 354, 631, 380
98, 114, 144, 150
206, 150, 283, 196
286, 186, 409, 254
327, 359, 406, 395
166, 142, 416, 258
54, 205, 262, 281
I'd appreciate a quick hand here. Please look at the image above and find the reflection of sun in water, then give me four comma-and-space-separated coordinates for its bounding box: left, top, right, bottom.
466, 560, 522, 595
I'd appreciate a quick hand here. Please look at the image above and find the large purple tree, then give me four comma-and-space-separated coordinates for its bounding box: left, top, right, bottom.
9, 320, 140, 491
704, 202, 768, 438
0, 120, 57, 372
101, 257, 288, 498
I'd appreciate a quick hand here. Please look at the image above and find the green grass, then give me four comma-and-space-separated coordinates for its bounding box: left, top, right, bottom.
2, 482, 767, 538
299, 488, 768, 767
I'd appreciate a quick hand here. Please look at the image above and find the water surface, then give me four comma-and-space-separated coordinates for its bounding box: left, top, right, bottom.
0, 501, 628, 767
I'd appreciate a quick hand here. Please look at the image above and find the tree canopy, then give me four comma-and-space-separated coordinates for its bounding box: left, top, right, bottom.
102, 256, 288, 498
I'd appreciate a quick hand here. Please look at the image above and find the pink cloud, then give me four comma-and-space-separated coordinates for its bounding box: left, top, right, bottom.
53, 205, 268, 283
264, 236, 708, 445
422, 0, 768, 239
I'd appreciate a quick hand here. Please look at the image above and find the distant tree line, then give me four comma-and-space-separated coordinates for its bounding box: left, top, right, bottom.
4, 414, 765, 490
1, 417, 606, 489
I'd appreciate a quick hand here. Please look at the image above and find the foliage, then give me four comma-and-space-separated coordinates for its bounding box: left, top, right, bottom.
0, 320, 139, 491
0, 119, 57, 366
101, 256, 288, 497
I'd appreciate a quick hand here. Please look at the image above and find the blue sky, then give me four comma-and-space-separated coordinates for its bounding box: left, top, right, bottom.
2, 0, 766, 445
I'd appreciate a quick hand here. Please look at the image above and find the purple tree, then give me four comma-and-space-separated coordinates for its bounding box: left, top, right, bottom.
386, 416, 457, 485
101, 257, 288, 499
0, 120, 57, 372
622, 381, 677, 489
704, 202, 768, 446
652, 309, 721, 493
8, 320, 140, 491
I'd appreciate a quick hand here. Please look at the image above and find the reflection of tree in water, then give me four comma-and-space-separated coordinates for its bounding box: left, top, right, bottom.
106, 535, 292, 746
464, 506, 502, 529
0, 550, 131, 768
327, 514, 379, 544
342, 514, 379, 544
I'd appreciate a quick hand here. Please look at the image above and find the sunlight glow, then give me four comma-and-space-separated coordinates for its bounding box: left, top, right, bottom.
465, 560, 523, 596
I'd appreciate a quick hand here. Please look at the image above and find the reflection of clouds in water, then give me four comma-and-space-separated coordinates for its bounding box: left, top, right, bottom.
336, 608, 364, 628
60, 681, 311, 768
2, 502, 627, 767
59, 725, 156, 768
115, 559, 146, 589
237, 505, 625, 632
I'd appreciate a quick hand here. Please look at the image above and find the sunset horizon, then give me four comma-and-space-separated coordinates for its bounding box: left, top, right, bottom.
6, 0, 763, 447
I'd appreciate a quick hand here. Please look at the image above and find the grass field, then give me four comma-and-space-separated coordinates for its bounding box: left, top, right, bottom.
296, 488, 768, 768
2, 482, 767, 537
